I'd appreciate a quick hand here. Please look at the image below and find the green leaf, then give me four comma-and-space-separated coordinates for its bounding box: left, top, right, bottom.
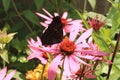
2, 0, 11, 12
0, 50, 9, 63
6, 32, 16, 43
92, 32, 111, 53
100, 28, 113, 44
22, 10, 39, 25
87, 12, 106, 21
13, 70, 26, 80
34, 0, 44, 10
88, 0, 96, 10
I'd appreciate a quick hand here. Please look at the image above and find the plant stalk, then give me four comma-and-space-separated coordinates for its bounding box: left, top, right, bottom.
83, 0, 87, 13
106, 31, 120, 80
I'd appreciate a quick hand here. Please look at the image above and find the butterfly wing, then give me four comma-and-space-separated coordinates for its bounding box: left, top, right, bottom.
41, 16, 63, 45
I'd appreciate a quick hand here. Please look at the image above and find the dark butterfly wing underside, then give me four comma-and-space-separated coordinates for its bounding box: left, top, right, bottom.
41, 16, 63, 46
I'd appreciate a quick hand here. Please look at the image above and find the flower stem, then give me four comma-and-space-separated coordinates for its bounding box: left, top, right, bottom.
11, 0, 33, 33
83, 0, 87, 13
75, 9, 90, 29
3, 60, 5, 67
79, 65, 86, 80
60, 56, 65, 80
106, 31, 120, 80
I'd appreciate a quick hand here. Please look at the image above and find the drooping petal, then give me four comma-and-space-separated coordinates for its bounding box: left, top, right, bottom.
4, 70, 16, 80
64, 56, 71, 75
69, 55, 80, 73
81, 50, 107, 56
48, 54, 62, 80
0, 67, 7, 80
73, 55, 91, 66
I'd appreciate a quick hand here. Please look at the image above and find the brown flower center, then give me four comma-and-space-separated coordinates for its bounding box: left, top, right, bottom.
60, 37, 76, 56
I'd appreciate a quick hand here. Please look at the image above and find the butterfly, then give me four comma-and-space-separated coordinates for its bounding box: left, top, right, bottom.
41, 16, 63, 46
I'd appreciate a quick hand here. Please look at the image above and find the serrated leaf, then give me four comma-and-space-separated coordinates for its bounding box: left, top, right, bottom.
2, 0, 11, 12
88, 0, 96, 10
22, 10, 39, 25
0, 50, 9, 63
34, 0, 44, 10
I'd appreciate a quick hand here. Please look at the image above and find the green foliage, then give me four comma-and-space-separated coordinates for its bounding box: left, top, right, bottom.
2, 0, 11, 12
0, 50, 9, 63
88, 0, 96, 10
34, 0, 45, 10
92, 31, 111, 53
13, 70, 26, 80
22, 10, 40, 26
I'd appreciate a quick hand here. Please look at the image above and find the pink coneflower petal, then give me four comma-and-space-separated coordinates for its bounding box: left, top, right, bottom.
62, 12, 68, 19
36, 12, 52, 21
64, 56, 71, 75
42, 8, 53, 18
4, 70, 16, 80
79, 55, 95, 60
67, 18, 72, 22
27, 52, 42, 60
69, 55, 80, 73
44, 20, 52, 24
48, 54, 62, 80
54, 13, 59, 16
0, 67, 7, 80
74, 55, 90, 66
76, 28, 93, 44
36, 36, 42, 44
40, 22, 48, 28
69, 29, 79, 41
81, 50, 107, 56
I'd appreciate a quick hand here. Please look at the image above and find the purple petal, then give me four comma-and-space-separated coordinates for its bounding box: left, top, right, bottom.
0, 67, 7, 80
4, 70, 16, 80
48, 54, 62, 80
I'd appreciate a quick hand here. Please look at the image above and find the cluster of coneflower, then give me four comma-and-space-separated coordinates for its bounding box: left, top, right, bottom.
26, 8, 111, 80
